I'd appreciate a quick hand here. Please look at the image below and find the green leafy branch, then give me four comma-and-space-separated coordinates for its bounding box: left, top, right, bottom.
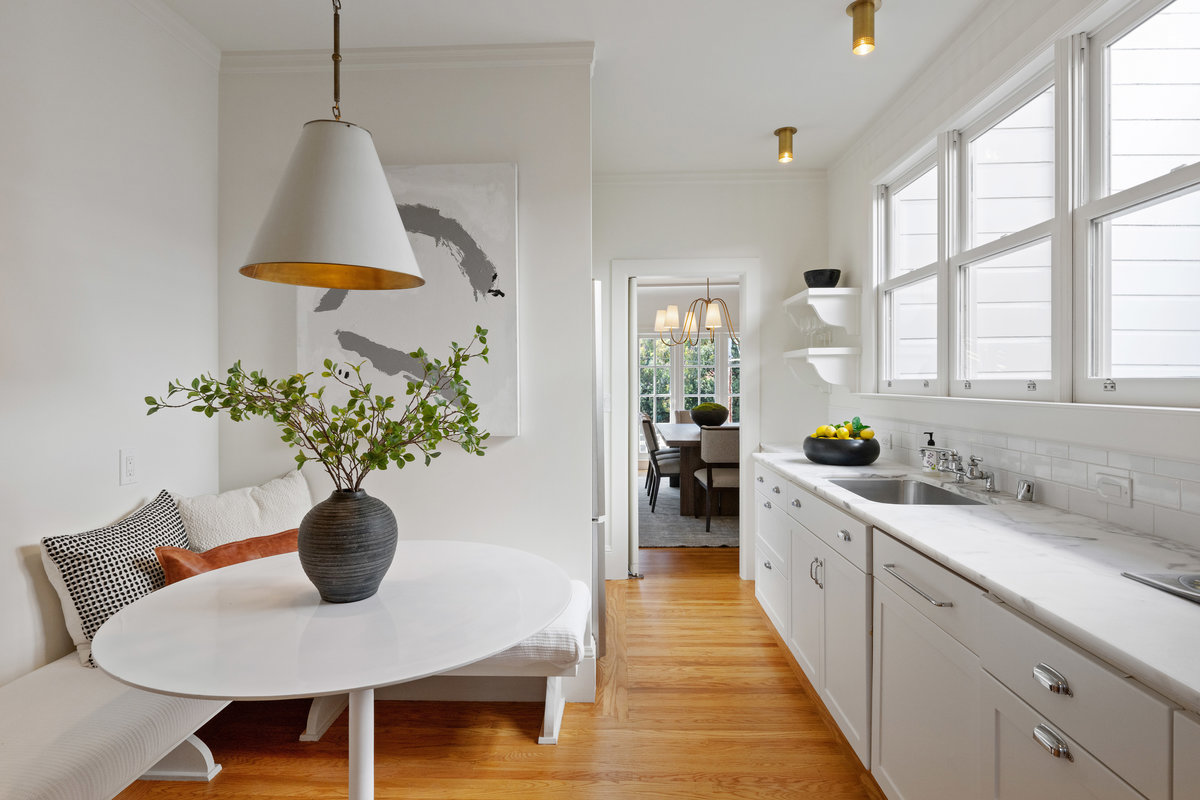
146, 327, 491, 491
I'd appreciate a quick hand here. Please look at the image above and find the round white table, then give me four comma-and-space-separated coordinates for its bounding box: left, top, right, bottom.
92, 540, 572, 799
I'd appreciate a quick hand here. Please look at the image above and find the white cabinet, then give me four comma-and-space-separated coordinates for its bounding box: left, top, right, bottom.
871, 532, 981, 800
1176, 710, 1200, 798
754, 466, 790, 636
980, 674, 1145, 800
977, 599, 1172, 800
786, 487, 872, 766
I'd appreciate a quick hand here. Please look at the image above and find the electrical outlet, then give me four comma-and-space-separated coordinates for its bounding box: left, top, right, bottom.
1094, 472, 1131, 507
119, 449, 139, 486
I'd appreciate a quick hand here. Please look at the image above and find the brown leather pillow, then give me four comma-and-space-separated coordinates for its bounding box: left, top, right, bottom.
155, 528, 299, 586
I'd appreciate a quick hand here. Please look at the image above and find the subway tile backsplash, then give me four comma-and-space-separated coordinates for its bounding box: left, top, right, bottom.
828, 406, 1200, 549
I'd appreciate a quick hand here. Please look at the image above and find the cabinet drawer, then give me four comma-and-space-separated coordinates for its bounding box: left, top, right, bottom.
786, 482, 871, 572
873, 530, 980, 653
753, 463, 786, 498
754, 492, 790, 578
981, 672, 1146, 800
979, 598, 1172, 800
755, 535, 788, 635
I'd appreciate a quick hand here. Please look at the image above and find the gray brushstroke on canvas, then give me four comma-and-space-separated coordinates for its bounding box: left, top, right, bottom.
314, 289, 348, 312
397, 203, 505, 300
334, 329, 456, 403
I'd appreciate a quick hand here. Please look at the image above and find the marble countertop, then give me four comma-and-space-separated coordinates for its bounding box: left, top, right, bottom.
753, 450, 1200, 713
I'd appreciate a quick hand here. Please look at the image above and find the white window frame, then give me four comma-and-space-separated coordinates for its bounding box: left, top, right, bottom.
638, 331, 740, 419
1074, 0, 1200, 405
877, 150, 944, 396
949, 69, 1062, 401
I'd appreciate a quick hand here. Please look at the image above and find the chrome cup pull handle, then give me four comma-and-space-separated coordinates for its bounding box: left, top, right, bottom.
1033, 663, 1072, 696
836, 529, 852, 542
1033, 724, 1073, 761
772, 486, 781, 494
791, 499, 802, 508
881, 564, 954, 607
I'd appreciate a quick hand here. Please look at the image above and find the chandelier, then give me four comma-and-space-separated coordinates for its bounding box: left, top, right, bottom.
653, 279, 739, 347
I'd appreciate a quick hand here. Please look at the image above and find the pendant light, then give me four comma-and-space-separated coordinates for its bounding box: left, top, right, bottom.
846, 0, 882, 56
239, 1, 425, 291
655, 280, 739, 348
774, 127, 797, 163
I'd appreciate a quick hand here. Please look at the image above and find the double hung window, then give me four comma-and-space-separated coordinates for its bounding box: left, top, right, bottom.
874, 0, 1200, 408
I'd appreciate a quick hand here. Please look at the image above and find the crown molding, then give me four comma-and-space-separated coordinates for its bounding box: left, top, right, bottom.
125, 0, 221, 70
594, 169, 826, 186
222, 42, 596, 74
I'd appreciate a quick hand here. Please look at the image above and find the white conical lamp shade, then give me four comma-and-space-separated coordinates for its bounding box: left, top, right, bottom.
240, 119, 425, 290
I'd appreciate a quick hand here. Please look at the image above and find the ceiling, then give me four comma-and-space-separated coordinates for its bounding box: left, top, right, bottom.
162, 0, 989, 174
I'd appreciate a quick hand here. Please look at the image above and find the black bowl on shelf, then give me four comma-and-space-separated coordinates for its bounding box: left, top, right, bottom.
803, 269, 841, 289
802, 435, 880, 466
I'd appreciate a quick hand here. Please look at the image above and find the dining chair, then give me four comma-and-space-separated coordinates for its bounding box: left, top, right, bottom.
674, 410, 693, 424
640, 417, 680, 512
693, 425, 739, 531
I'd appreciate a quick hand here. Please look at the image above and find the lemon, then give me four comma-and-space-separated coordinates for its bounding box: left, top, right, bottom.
836, 426, 851, 439
859, 428, 875, 440
814, 425, 827, 438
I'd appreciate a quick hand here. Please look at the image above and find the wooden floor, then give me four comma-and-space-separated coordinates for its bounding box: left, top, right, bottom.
118, 548, 882, 799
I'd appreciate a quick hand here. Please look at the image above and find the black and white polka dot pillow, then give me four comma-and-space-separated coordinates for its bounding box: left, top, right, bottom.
40, 490, 188, 667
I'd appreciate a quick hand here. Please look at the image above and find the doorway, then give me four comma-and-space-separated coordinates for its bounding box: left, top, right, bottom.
606, 258, 761, 582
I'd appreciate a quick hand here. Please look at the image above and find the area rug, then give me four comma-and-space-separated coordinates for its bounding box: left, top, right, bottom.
638, 480, 739, 548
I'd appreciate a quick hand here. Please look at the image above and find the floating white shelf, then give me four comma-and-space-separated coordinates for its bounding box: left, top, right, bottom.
783, 288, 862, 335
784, 347, 861, 391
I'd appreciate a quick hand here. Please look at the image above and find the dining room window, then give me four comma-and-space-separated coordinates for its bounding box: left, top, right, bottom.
638, 335, 672, 432
681, 339, 718, 410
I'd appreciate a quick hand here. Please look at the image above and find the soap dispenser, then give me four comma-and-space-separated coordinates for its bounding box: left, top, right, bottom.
922, 432, 938, 470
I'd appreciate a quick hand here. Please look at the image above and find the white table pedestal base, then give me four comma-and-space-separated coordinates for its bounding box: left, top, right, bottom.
349, 689, 373, 800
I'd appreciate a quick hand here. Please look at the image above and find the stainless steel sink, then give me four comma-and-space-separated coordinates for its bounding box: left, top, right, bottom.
829, 478, 983, 505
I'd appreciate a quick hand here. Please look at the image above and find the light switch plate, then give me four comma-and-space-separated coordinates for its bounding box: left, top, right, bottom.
1094, 472, 1131, 507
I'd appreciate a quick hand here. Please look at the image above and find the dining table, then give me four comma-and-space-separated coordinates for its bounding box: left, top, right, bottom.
655, 421, 740, 517
91, 540, 571, 800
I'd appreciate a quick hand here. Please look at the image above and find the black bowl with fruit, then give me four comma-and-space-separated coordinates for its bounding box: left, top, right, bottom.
803, 418, 880, 466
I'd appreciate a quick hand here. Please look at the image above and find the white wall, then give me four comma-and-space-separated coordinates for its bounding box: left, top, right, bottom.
0, 0, 220, 684
635, 284, 740, 333
594, 174, 830, 578
216, 48, 594, 587
827, 0, 1200, 466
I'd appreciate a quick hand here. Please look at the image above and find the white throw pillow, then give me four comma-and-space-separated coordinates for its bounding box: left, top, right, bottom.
40, 490, 188, 667
176, 470, 313, 552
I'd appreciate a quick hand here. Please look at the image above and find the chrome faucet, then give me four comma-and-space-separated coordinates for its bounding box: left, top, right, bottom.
919, 447, 997, 491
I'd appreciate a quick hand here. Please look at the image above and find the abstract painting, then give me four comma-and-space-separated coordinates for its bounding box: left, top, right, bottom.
297, 163, 519, 436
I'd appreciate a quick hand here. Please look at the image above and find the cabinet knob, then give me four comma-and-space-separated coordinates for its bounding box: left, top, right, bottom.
757, 475, 764, 483
791, 499, 802, 508
763, 560, 773, 570
762, 501, 772, 510
1033, 663, 1073, 696
836, 529, 852, 543
772, 485, 781, 494
1033, 724, 1073, 762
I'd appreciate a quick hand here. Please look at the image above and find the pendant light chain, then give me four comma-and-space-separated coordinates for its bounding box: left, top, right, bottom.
331, 0, 343, 120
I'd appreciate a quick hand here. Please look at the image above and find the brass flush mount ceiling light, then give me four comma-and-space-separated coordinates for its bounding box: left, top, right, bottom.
847, 0, 883, 55
774, 127, 797, 163
239, 0, 425, 291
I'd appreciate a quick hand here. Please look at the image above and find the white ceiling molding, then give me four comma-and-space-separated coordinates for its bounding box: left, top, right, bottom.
221, 42, 596, 74
594, 169, 826, 187
127, 0, 221, 70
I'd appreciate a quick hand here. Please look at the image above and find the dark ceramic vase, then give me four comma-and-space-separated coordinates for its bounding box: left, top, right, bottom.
802, 435, 881, 466
298, 490, 398, 603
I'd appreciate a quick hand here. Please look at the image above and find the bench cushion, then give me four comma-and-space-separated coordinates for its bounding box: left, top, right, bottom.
449, 579, 590, 674
0, 654, 227, 800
